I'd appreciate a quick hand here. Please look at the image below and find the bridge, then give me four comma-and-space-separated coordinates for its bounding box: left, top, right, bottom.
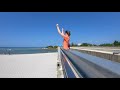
57, 47, 120, 78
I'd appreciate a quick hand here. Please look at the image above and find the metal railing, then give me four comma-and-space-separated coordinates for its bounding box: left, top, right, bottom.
58, 47, 120, 78
58, 47, 83, 78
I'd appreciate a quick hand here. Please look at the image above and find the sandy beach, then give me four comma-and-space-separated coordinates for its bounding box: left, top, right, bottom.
0, 53, 57, 78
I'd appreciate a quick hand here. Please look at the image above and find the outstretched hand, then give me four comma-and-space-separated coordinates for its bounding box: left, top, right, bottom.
56, 24, 65, 37
56, 24, 59, 27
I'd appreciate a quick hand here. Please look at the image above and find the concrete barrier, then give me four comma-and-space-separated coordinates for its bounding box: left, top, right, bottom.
71, 47, 120, 63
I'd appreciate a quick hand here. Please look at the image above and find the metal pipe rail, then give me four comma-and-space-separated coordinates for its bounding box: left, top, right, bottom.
59, 48, 82, 78
59, 47, 120, 78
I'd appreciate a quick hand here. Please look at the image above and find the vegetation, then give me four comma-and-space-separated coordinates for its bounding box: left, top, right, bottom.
80, 43, 93, 46
46, 40, 120, 48
113, 40, 120, 46
70, 40, 120, 47
99, 40, 120, 47
46, 45, 58, 49
70, 42, 78, 47
99, 43, 113, 47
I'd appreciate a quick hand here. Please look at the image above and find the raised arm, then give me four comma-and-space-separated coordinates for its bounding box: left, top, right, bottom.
56, 24, 65, 37
62, 28, 64, 35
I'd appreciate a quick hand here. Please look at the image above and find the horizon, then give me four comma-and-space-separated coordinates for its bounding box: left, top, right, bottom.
0, 12, 120, 47
0, 40, 119, 47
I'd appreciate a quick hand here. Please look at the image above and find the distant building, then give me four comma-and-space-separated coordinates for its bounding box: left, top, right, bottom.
78, 43, 81, 46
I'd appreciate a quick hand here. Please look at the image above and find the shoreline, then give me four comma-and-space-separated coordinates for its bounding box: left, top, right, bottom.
0, 47, 57, 55
0, 52, 57, 56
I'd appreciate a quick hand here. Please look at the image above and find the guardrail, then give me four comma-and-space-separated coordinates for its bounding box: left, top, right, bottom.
58, 47, 120, 78
58, 47, 83, 78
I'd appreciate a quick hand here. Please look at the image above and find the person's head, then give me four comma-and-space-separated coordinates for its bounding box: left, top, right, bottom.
65, 30, 71, 36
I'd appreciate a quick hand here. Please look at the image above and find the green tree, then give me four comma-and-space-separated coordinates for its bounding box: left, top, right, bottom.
80, 43, 93, 46
113, 40, 120, 46
71, 42, 74, 46
70, 42, 78, 47
99, 43, 113, 46
47, 46, 53, 48
54, 46, 58, 48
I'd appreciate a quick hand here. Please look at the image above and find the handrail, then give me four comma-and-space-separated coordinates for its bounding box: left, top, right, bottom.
59, 47, 83, 78
58, 47, 120, 78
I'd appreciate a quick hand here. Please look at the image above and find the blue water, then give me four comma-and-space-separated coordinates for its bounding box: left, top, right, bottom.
0, 47, 57, 54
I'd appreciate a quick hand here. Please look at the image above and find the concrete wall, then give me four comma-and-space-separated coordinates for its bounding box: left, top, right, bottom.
71, 47, 120, 63
77, 50, 120, 63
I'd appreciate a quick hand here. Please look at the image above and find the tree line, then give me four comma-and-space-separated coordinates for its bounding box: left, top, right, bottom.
46, 46, 58, 49
46, 40, 120, 48
70, 40, 120, 47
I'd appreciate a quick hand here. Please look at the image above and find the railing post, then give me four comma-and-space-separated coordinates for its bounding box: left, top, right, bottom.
57, 47, 64, 78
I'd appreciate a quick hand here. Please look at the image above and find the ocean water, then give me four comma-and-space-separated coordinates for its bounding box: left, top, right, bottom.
0, 47, 57, 54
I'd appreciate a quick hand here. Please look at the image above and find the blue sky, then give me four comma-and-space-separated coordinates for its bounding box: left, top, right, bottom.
0, 12, 120, 47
